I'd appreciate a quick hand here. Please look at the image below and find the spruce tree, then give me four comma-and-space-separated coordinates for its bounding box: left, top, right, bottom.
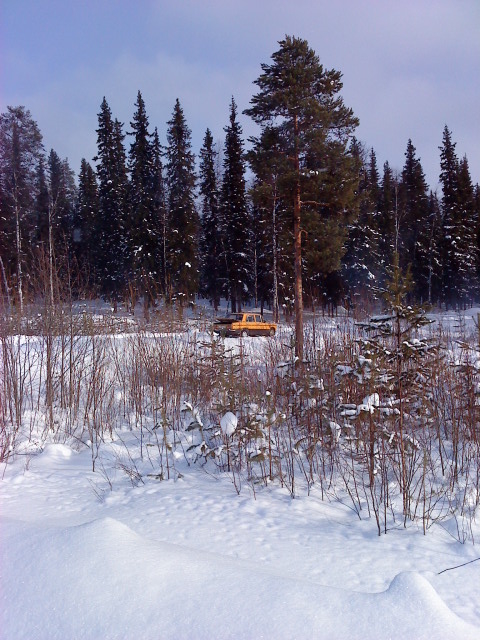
95, 98, 129, 306
398, 139, 430, 300
438, 126, 477, 307
127, 91, 161, 312
47, 149, 76, 253
74, 158, 99, 290
221, 98, 250, 312
199, 128, 223, 310
378, 161, 397, 272
34, 158, 49, 249
165, 99, 199, 303
342, 142, 382, 304
151, 127, 167, 298
245, 36, 359, 361
419, 190, 442, 304
247, 126, 291, 321
456, 155, 478, 301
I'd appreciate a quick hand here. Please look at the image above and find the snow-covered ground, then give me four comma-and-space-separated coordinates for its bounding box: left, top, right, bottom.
2, 437, 480, 639
2, 305, 480, 639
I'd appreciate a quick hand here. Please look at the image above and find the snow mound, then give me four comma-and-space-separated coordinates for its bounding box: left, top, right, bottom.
28, 443, 77, 468
2, 516, 478, 640
220, 411, 237, 436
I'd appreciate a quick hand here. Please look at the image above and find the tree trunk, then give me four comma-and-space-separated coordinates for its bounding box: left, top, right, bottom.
293, 115, 303, 363
14, 200, 24, 315
272, 181, 279, 324
48, 203, 55, 309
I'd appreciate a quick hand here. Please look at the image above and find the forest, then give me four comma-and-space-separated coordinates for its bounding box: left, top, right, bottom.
1, 36, 479, 319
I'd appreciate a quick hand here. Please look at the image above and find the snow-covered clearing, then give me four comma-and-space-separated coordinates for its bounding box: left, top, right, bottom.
3, 441, 480, 640
2, 305, 480, 639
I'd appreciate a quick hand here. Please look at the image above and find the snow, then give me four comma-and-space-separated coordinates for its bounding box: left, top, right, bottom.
220, 410, 237, 436
2, 440, 480, 640
2, 305, 480, 639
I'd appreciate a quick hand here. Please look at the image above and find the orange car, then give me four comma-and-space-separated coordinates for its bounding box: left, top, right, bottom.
213, 313, 277, 337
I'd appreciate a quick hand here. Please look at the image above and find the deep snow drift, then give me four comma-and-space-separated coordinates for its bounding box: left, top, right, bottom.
2, 441, 480, 640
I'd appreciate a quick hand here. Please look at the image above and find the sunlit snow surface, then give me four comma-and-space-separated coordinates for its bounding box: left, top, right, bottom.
2, 442, 480, 640
2, 306, 480, 639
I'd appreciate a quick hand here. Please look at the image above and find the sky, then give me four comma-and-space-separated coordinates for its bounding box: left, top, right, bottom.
1, 0, 479, 191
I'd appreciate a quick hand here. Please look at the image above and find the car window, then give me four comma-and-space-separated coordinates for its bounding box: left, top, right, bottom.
247, 316, 254, 322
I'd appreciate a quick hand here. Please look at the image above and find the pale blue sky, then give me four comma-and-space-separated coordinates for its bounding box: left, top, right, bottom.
2, 0, 479, 189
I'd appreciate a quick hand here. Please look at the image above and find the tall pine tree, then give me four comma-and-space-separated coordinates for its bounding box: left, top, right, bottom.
245, 36, 359, 360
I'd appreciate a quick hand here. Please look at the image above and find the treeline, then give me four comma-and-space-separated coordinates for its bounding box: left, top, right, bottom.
1, 39, 479, 316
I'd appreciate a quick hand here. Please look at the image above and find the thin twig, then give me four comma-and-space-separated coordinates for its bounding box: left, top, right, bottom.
438, 557, 480, 575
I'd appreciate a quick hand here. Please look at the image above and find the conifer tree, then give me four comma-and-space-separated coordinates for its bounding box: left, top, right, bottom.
221, 98, 250, 312
378, 161, 397, 272
247, 126, 291, 321
74, 158, 99, 289
342, 142, 381, 303
95, 98, 129, 306
418, 190, 442, 304
456, 155, 478, 301
0, 106, 44, 311
199, 128, 223, 310
165, 99, 199, 302
245, 36, 359, 361
47, 149, 76, 252
398, 139, 430, 300
34, 158, 49, 249
438, 126, 477, 306
127, 91, 161, 311
151, 127, 167, 298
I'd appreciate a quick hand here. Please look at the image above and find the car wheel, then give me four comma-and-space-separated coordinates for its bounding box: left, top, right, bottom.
269, 328, 276, 337
241, 330, 248, 338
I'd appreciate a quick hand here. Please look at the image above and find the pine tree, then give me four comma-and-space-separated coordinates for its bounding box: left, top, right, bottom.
221, 98, 250, 312
127, 91, 161, 312
0, 106, 44, 311
199, 128, 223, 310
245, 36, 359, 361
165, 99, 199, 303
95, 98, 129, 306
